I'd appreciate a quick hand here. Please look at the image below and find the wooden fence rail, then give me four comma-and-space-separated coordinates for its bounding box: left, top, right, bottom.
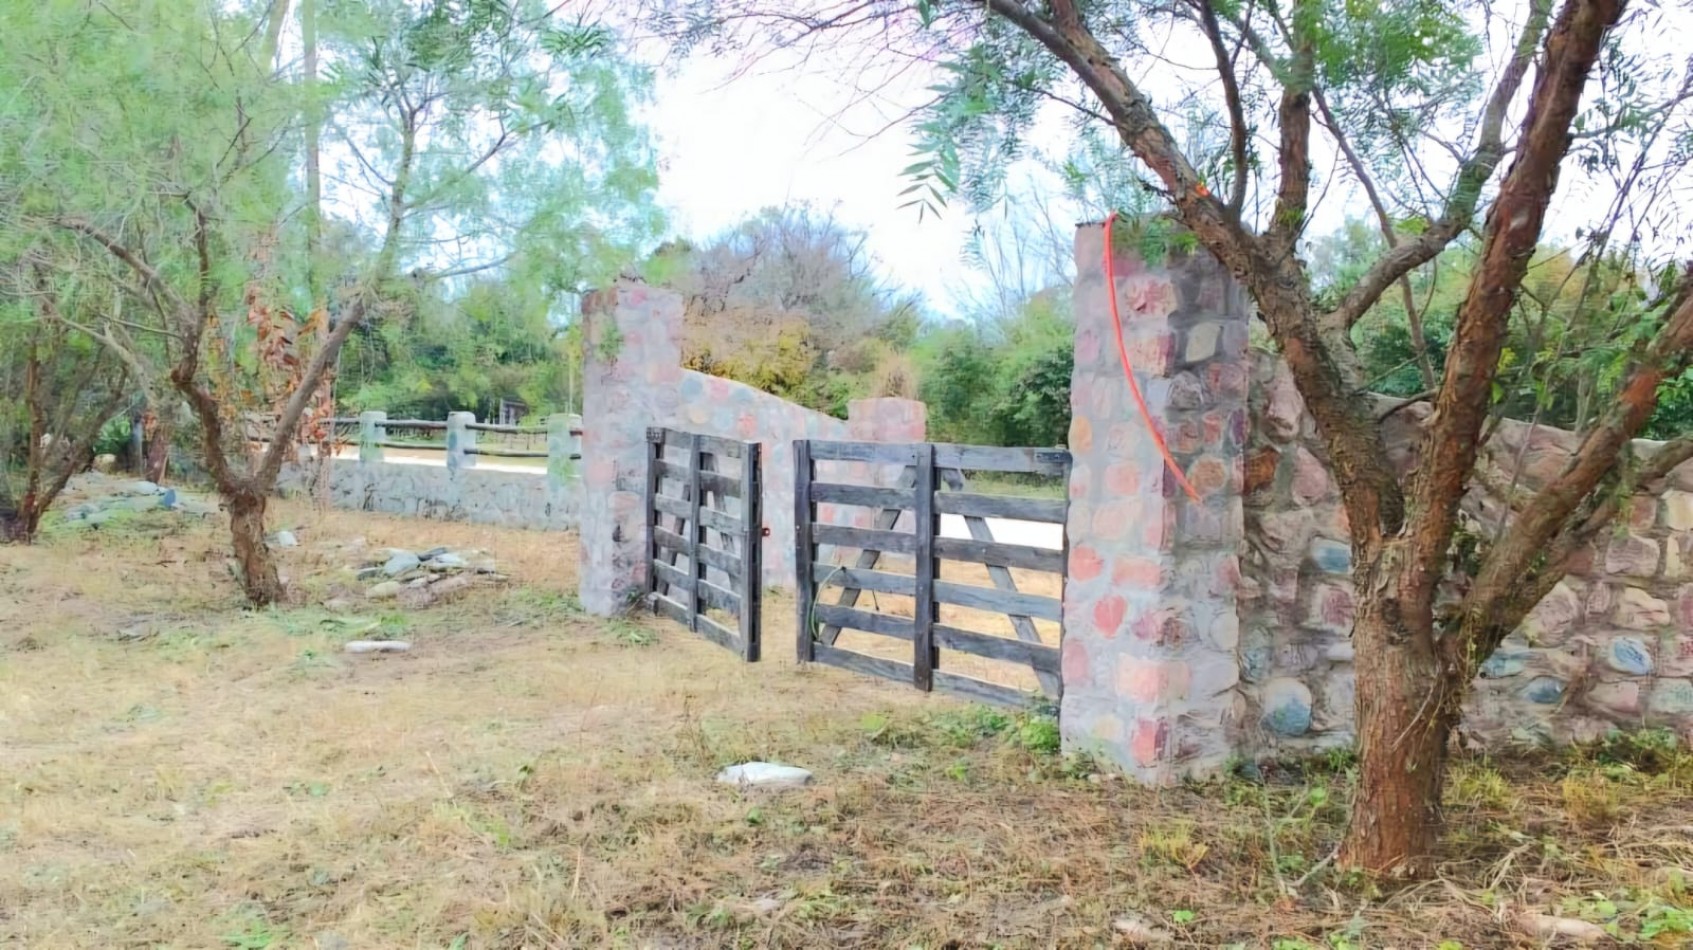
794, 439, 1069, 707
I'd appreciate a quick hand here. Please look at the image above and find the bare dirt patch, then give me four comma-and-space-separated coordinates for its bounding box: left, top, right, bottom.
2, 501, 1690, 948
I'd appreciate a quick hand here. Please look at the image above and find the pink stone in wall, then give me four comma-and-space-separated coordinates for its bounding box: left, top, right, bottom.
1118, 659, 1165, 703
1070, 545, 1105, 582
1132, 606, 1189, 645
1126, 332, 1174, 375
1105, 461, 1141, 496
1681, 585, 1693, 627
1130, 718, 1169, 767
736, 412, 758, 440
1306, 582, 1355, 634
1093, 595, 1127, 638
1206, 362, 1249, 400
1604, 534, 1660, 578
1076, 328, 1102, 367
1113, 555, 1165, 589
1091, 501, 1134, 542
1264, 363, 1303, 442
1122, 275, 1178, 319
1520, 582, 1581, 642
1188, 456, 1229, 497
1586, 681, 1642, 716
1626, 495, 1658, 531
1070, 416, 1094, 453
1614, 587, 1671, 630
1172, 419, 1205, 454
1292, 447, 1331, 504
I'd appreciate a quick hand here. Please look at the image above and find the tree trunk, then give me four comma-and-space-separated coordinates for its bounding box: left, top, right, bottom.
0, 502, 41, 543
1339, 568, 1455, 876
227, 491, 283, 606
143, 409, 172, 484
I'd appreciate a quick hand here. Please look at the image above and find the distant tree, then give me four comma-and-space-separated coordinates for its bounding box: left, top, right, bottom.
650, 206, 922, 415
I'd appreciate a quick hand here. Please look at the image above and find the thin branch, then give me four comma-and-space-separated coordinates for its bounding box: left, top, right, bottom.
1195, 0, 1250, 214
1323, 0, 1554, 332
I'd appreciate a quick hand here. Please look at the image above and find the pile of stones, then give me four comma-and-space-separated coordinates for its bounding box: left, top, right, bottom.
58, 475, 221, 526
351, 544, 504, 607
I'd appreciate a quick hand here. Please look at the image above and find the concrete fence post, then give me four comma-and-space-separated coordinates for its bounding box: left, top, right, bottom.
358, 411, 386, 464
548, 413, 583, 485
357, 410, 386, 511
446, 411, 477, 473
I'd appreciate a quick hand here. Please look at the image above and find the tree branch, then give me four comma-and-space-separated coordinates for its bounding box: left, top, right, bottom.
1195, 0, 1250, 214
54, 217, 193, 319
1322, 0, 1554, 332
1267, 0, 1315, 250
1311, 88, 1437, 388
982, 0, 1253, 266
1404, 0, 1627, 614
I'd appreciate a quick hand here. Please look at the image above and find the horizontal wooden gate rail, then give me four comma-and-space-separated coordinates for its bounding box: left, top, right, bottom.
644, 427, 762, 661
794, 440, 1069, 707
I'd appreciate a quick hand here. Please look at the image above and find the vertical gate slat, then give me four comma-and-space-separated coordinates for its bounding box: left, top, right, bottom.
794, 440, 815, 663
643, 429, 661, 602
686, 433, 702, 629
739, 442, 762, 662
912, 443, 936, 691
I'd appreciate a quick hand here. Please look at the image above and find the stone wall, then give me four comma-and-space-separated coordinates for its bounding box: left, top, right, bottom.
280, 456, 580, 530
1243, 354, 1693, 751
576, 281, 925, 614
278, 412, 581, 532
1060, 221, 1693, 775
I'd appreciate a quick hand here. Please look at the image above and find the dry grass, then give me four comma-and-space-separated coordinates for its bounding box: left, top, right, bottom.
3, 501, 1692, 948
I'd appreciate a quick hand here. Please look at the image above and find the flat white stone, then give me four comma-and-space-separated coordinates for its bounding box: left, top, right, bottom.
715, 762, 812, 789
344, 640, 411, 654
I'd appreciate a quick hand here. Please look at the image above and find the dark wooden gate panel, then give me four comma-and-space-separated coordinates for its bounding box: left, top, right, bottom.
795, 440, 1069, 706
644, 427, 761, 660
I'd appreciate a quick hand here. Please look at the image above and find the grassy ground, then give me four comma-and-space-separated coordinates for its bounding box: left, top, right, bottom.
3, 503, 1692, 948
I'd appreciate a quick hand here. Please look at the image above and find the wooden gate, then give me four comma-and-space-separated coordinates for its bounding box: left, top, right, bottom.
644, 427, 762, 661
794, 440, 1069, 706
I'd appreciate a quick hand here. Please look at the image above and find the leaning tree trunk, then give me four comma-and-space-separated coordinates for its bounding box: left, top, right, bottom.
1340, 562, 1457, 875
226, 490, 283, 606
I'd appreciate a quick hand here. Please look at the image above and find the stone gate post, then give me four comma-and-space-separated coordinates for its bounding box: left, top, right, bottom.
1060, 223, 1253, 782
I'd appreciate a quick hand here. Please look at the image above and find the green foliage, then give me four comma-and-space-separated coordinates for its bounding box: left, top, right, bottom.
650, 206, 920, 417
916, 292, 1073, 448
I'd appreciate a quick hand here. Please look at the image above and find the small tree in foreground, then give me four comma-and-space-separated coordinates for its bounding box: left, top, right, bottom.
0, 273, 132, 542
5, 0, 658, 605
663, 0, 1693, 873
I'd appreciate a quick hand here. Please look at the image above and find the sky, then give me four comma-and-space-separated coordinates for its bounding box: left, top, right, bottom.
644, 45, 1029, 318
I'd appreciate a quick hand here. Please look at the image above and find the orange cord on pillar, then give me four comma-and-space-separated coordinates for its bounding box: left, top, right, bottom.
1102, 212, 1202, 504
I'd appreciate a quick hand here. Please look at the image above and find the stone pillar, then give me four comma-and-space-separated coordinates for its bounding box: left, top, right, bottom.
1060, 222, 1252, 782
578, 281, 685, 615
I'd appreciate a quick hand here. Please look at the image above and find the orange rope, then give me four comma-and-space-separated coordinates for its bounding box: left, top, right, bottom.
1102, 212, 1201, 503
